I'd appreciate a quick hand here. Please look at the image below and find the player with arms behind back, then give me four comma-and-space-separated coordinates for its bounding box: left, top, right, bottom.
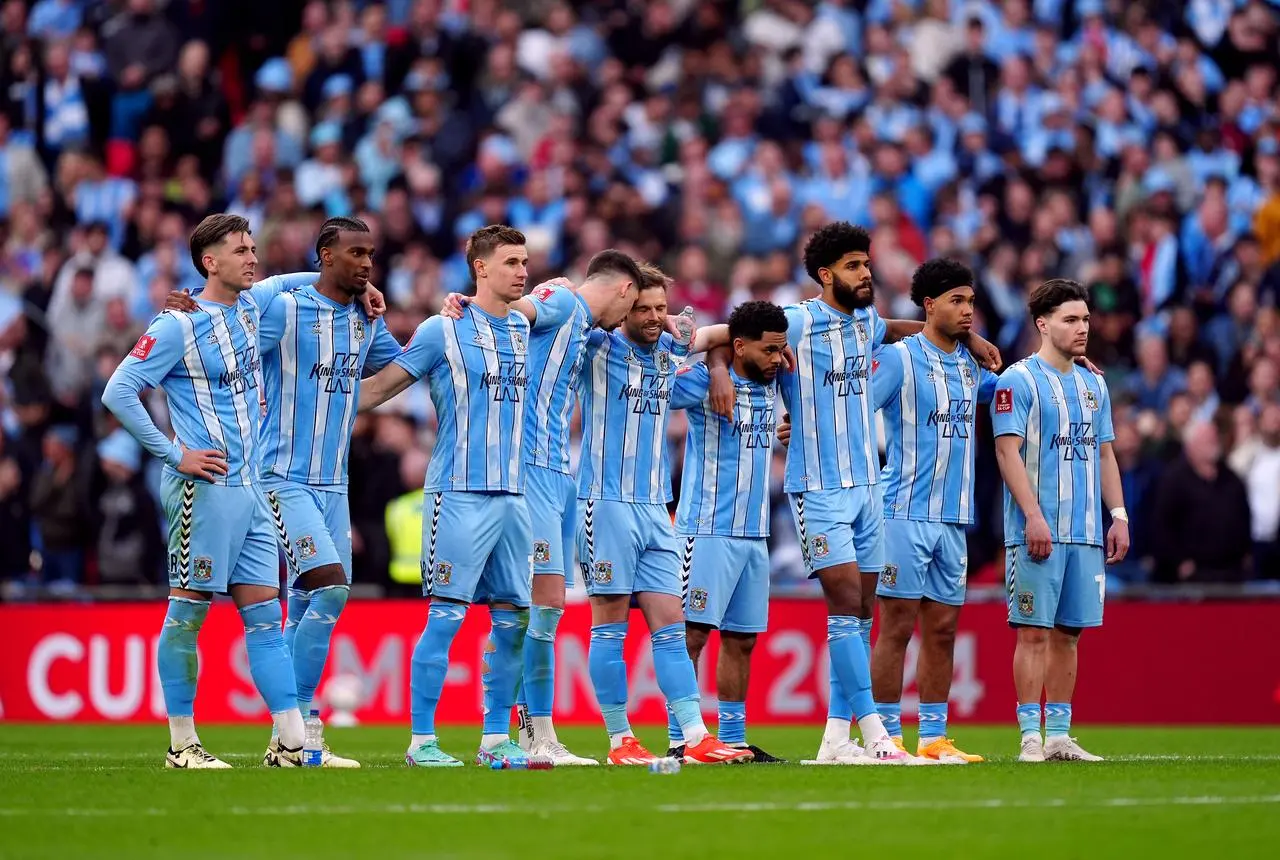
665, 300, 789, 764
576, 263, 750, 765
101, 214, 316, 767
991, 279, 1129, 763
869, 259, 997, 763
358, 225, 535, 768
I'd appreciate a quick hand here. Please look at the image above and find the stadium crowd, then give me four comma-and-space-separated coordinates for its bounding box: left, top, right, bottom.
1, 0, 1280, 598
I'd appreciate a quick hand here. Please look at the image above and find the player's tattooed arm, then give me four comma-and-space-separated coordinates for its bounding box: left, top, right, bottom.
994, 435, 1053, 561
1099, 442, 1130, 565
357, 364, 416, 412
704, 345, 735, 419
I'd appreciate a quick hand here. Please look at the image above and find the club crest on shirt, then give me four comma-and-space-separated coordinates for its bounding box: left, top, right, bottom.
690, 588, 708, 612
352, 318, 366, 342
240, 311, 257, 334
295, 535, 318, 561
880, 563, 898, 588
1082, 389, 1099, 411
434, 561, 453, 586
810, 534, 830, 559
193, 556, 213, 584
532, 540, 551, 564
511, 330, 527, 355
855, 321, 869, 343
655, 351, 672, 375
1017, 591, 1035, 616
593, 560, 613, 584
961, 364, 976, 388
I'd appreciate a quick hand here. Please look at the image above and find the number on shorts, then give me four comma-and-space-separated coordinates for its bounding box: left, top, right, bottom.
1094, 573, 1105, 604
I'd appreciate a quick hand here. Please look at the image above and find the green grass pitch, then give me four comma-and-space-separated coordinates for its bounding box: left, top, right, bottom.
1, 725, 1278, 859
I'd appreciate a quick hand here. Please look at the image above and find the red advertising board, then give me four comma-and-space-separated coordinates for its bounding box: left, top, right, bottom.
1, 600, 1277, 724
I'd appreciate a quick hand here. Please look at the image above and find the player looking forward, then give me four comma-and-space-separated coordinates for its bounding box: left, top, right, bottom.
441, 249, 647, 765
770, 222, 1000, 765
665, 300, 790, 764
358, 224, 536, 768
868, 258, 997, 764
102, 214, 315, 768
991, 278, 1128, 763
575, 263, 751, 765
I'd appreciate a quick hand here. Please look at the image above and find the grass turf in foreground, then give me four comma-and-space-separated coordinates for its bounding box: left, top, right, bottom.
0, 725, 1277, 859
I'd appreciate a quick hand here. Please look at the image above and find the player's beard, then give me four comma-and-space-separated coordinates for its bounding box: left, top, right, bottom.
831, 273, 874, 310
743, 359, 777, 385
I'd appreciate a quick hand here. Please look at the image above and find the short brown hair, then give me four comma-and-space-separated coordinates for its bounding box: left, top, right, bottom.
635, 261, 671, 291
1028, 278, 1089, 319
465, 224, 526, 283
190, 214, 251, 278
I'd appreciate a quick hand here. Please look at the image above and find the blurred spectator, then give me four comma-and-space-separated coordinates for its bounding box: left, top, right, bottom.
91, 427, 162, 584
1128, 333, 1187, 411
1151, 421, 1253, 582
29, 424, 91, 589
1231, 402, 1280, 577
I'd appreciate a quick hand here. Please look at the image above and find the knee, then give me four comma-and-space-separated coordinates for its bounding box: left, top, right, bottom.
297, 564, 347, 591
822, 575, 862, 617
1051, 626, 1081, 649
723, 633, 757, 659
1017, 626, 1051, 648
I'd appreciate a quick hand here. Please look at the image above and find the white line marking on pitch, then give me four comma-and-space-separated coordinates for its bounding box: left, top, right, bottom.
2, 795, 1279, 817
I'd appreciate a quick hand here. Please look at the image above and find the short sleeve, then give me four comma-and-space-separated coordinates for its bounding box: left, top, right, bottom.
670, 362, 712, 410
258, 294, 288, 352
869, 306, 887, 348
871, 345, 905, 412
991, 370, 1032, 438
392, 316, 445, 381
1096, 379, 1115, 443
112, 313, 185, 389
364, 317, 402, 373
977, 368, 1000, 405
784, 305, 805, 349
528, 285, 578, 332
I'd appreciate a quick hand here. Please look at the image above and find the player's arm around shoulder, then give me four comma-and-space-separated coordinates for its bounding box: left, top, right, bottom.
870, 343, 906, 412
358, 316, 442, 412
670, 362, 713, 411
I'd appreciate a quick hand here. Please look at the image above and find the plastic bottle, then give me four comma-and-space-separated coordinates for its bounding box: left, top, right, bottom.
302, 709, 324, 767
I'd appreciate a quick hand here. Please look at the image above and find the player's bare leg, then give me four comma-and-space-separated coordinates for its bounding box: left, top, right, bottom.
814, 564, 909, 764
915, 600, 982, 762
1013, 625, 1050, 761
636, 592, 751, 765
871, 594, 919, 751
719, 631, 783, 762
518, 573, 596, 765
267, 564, 359, 768
1043, 626, 1100, 761
160, 587, 231, 768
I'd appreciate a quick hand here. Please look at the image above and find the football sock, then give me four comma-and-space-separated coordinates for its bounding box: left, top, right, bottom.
481, 608, 528, 736
283, 588, 309, 657
876, 701, 902, 738
859, 614, 873, 654
589, 623, 631, 739
291, 584, 348, 714
717, 700, 746, 745
667, 705, 684, 746
828, 673, 854, 721
158, 597, 208, 730
239, 599, 297, 715
1045, 702, 1072, 737
522, 605, 562, 729
409, 603, 466, 735
1017, 702, 1043, 737
918, 701, 948, 742
651, 623, 707, 745
827, 616, 876, 722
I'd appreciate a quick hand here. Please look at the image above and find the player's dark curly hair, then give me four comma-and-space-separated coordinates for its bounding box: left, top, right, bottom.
1028, 278, 1089, 319
728, 300, 789, 342
910, 258, 974, 307
315, 216, 371, 264
802, 222, 871, 285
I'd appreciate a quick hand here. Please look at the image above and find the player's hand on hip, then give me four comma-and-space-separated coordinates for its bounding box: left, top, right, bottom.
777, 413, 791, 447
361, 284, 387, 318
708, 364, 734, 419
165, 289, 199, 313
1074, 355, 1104, 376
177, 444, 228, 483
1025, 514, 1053, 561
1105, 519, 1130, 564
441, 292, 471, 319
